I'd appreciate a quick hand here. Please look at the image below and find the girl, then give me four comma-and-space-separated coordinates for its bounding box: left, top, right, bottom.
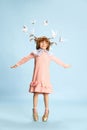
11, 36, 71, 122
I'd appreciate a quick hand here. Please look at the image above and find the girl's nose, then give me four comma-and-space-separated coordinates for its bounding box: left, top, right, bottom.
43, 41, 46, 44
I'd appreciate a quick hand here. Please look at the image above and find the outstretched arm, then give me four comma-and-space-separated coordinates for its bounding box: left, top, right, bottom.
10, 53, 34, 68
50, 55, 71, 68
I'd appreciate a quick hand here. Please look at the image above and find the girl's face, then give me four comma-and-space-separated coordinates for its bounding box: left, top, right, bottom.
39, 40, 49, 50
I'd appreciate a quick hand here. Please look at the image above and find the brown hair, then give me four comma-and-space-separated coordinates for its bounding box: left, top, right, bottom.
35, 36, 51, 50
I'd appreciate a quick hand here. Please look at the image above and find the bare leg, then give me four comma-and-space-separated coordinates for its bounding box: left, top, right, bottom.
42, 93, 49, 121
33, 92, 39, 121
43, 93, 49, 110
33, 92, 38, 109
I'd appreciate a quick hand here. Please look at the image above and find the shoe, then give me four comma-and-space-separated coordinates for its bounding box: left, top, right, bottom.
42, 110, 49, 122
32, 109, 38, 121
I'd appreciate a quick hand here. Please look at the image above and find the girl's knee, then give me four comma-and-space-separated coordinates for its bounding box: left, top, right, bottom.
34, 92, 39, 97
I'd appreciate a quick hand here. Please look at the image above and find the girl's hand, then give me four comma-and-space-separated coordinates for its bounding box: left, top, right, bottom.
64, 64, 71, 68
10, 64, 18, 68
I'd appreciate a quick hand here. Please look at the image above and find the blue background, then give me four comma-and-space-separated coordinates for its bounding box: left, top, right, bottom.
0, 0, 87, 130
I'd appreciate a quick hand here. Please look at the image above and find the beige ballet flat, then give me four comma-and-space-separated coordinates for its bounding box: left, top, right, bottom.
32, 109, 38, 121
42, 110, 49, 122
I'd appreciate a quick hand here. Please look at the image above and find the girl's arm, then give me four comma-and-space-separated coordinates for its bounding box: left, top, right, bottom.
50, 55, 71, 68
10, 53, 34, 68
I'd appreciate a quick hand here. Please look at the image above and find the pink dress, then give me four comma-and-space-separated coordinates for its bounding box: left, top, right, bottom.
16, 49, 65, 94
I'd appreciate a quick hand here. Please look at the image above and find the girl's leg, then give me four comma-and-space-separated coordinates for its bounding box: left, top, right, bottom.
42, 93, 49, 121
33, 92, 39, 121
43, 93, 49, 110
33, 92, 38, 109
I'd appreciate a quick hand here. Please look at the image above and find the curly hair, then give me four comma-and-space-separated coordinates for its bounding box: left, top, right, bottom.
34, 36, 51, 50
